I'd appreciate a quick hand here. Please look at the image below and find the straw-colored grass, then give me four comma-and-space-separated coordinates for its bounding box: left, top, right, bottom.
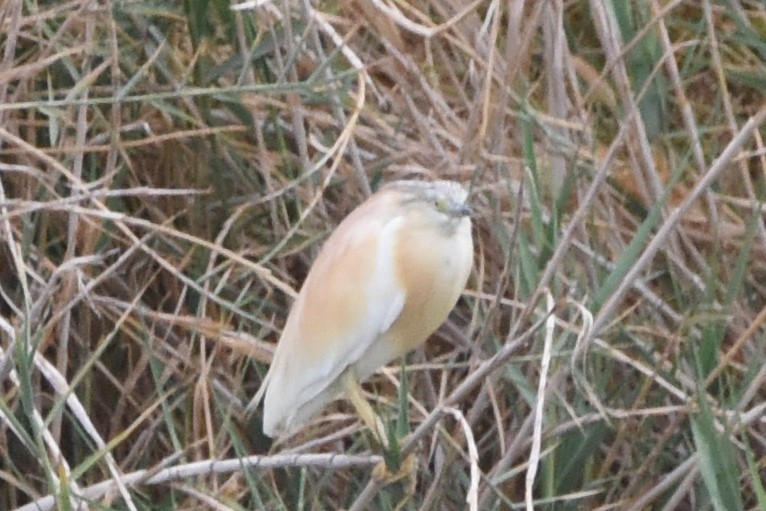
1, 0, 765, 509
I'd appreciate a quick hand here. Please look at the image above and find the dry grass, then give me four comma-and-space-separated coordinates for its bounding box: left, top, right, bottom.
1, 0, 766, 509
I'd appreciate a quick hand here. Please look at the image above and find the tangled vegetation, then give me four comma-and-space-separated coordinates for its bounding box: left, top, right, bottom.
1, 0, 765, 509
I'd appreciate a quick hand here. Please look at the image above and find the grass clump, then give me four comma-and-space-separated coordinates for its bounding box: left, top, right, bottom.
1, 1, 765, 510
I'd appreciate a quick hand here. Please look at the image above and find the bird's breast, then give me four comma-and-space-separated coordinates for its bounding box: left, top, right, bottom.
384, 216, 473, 356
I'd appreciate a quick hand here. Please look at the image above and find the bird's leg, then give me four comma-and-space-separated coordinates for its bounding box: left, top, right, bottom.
341, 370, 417, 486
342, 370, 389, 450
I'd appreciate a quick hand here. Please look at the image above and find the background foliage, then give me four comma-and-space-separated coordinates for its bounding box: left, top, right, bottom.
1, 0, 766, 509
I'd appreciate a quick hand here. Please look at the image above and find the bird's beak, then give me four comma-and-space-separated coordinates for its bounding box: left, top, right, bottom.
455, 203, 472, 217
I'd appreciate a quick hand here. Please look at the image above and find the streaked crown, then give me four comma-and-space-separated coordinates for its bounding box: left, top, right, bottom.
384, 180, 471, 218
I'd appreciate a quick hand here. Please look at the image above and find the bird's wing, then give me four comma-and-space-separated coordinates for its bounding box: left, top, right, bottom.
261, 214, 407, 434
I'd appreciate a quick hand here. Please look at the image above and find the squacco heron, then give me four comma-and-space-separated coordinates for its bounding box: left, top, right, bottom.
248, 180, 473, 446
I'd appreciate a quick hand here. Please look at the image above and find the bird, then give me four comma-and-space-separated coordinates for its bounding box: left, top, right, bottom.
248, 179, 473, 445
